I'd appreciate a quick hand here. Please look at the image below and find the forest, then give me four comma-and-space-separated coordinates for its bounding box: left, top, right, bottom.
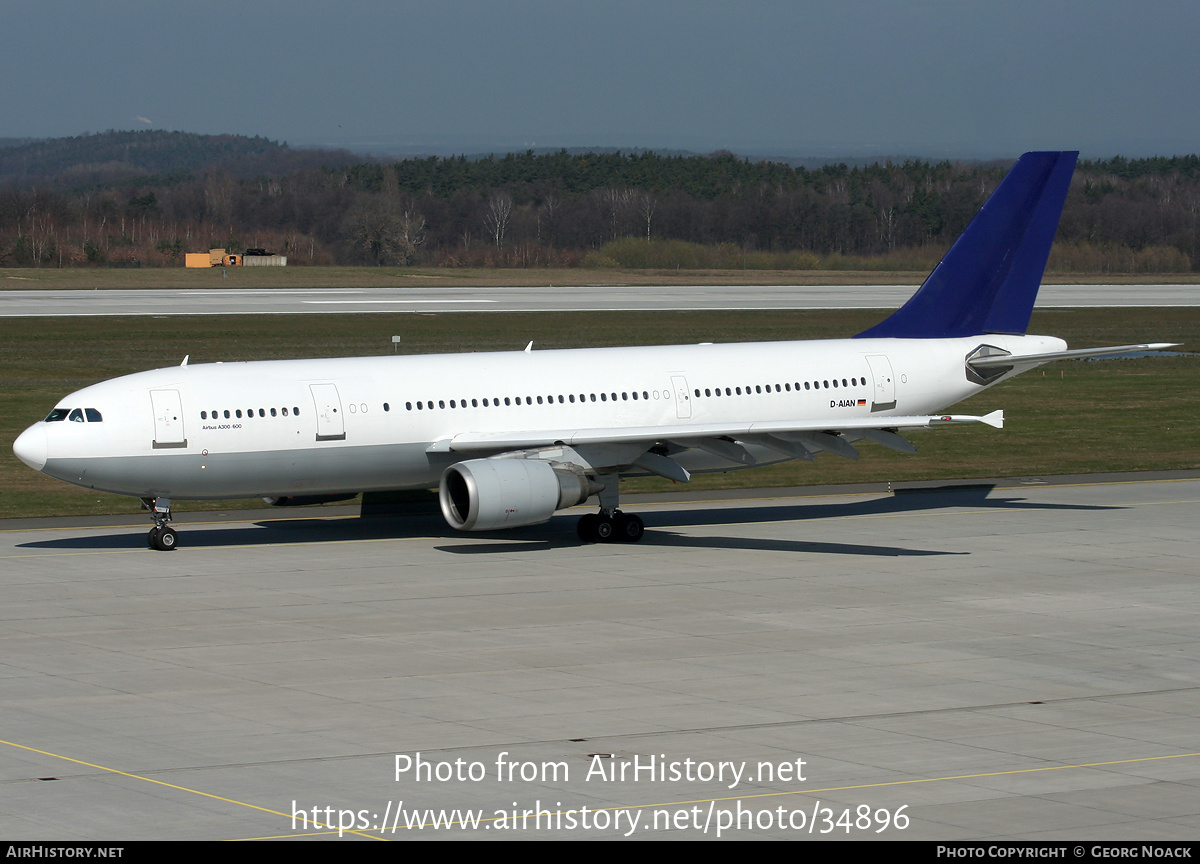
1, 131, 1197, 273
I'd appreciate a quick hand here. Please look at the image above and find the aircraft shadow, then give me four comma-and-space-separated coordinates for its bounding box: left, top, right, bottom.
18, 484, 1119, 555
436, 533, 968, 557
17, 513, 450, 551
438, 483, 1117, 557
651, 483, 1117, 529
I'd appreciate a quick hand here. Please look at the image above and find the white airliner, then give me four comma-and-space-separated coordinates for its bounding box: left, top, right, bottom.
12, 152, 1172, 550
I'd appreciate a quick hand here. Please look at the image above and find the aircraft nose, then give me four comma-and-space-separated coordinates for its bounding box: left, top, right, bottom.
13, 424, 47, 472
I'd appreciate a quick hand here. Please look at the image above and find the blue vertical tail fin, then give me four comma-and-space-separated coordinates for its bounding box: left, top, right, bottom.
855, 151, 1078, 339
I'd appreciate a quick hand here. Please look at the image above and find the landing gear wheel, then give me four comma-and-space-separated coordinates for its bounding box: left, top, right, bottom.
153, 527, 178, 551
144, 496, 176, 551
594, 515, 615, 542
615, 512, 644, 543
577, 513, 599, 543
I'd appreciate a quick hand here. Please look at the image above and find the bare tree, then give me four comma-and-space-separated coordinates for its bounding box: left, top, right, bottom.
483, 192, 513, 248
597, 188, 635, 240
397, 209, 426, 265
342, 199, 404, 265
638, 192, 656, 242
537, 194, 559, 245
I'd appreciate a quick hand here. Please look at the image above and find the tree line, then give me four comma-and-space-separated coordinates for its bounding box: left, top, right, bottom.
1, 133, 1197, 272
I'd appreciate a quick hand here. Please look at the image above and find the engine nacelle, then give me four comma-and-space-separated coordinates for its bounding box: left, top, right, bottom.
439, 458, 600, 531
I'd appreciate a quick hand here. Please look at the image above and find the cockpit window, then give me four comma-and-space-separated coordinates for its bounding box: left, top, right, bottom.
44, 408, 70, 422
68, 409, 85, 423
85, 408, 103, 422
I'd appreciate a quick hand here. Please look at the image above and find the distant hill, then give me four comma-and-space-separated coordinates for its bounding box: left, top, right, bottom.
0, 129, 362, 188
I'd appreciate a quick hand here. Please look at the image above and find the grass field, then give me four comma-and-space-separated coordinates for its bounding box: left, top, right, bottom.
2, 307, 1197, 520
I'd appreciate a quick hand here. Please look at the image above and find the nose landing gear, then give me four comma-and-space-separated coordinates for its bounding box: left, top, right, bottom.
142, 497, 178, 551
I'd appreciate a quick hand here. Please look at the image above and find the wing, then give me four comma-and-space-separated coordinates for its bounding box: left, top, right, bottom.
426, 411, 1004, 481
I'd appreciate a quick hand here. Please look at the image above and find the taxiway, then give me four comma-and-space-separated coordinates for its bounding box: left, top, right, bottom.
1, 282, 1198, 316
2, 475, 1198, 839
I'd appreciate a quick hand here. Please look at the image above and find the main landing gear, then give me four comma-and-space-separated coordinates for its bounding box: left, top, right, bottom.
577, 474, 644, 544
577, 509, 645, 544
142, 497, 178, 551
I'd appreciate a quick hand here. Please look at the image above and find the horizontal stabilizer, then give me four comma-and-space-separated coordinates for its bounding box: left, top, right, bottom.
969, 343, 1180, 370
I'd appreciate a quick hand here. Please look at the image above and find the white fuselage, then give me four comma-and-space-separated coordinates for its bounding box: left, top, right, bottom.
13, 333, 1066, 501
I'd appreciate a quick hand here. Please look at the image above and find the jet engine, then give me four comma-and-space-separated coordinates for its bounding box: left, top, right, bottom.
439, 458, 601, 531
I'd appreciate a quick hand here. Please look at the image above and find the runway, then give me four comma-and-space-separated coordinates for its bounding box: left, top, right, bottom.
2, 475, 1198, 840
1, 282, 1198, 316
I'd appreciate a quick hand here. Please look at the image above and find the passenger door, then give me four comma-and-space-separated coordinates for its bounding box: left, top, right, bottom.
150, 389, 187, 448
309, 383, 346, 441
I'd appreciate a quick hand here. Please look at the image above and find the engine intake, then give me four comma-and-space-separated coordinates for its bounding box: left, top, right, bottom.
439, 458, 600, 531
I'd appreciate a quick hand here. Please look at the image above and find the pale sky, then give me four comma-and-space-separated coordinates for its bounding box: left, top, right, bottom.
4, 0, 1198, 159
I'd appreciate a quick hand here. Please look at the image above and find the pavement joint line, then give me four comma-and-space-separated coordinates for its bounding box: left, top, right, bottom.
6, 735, 1196, 838
0, 737, 383, 841
543, 751, 1200, 823
241, 751, 1200, 835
